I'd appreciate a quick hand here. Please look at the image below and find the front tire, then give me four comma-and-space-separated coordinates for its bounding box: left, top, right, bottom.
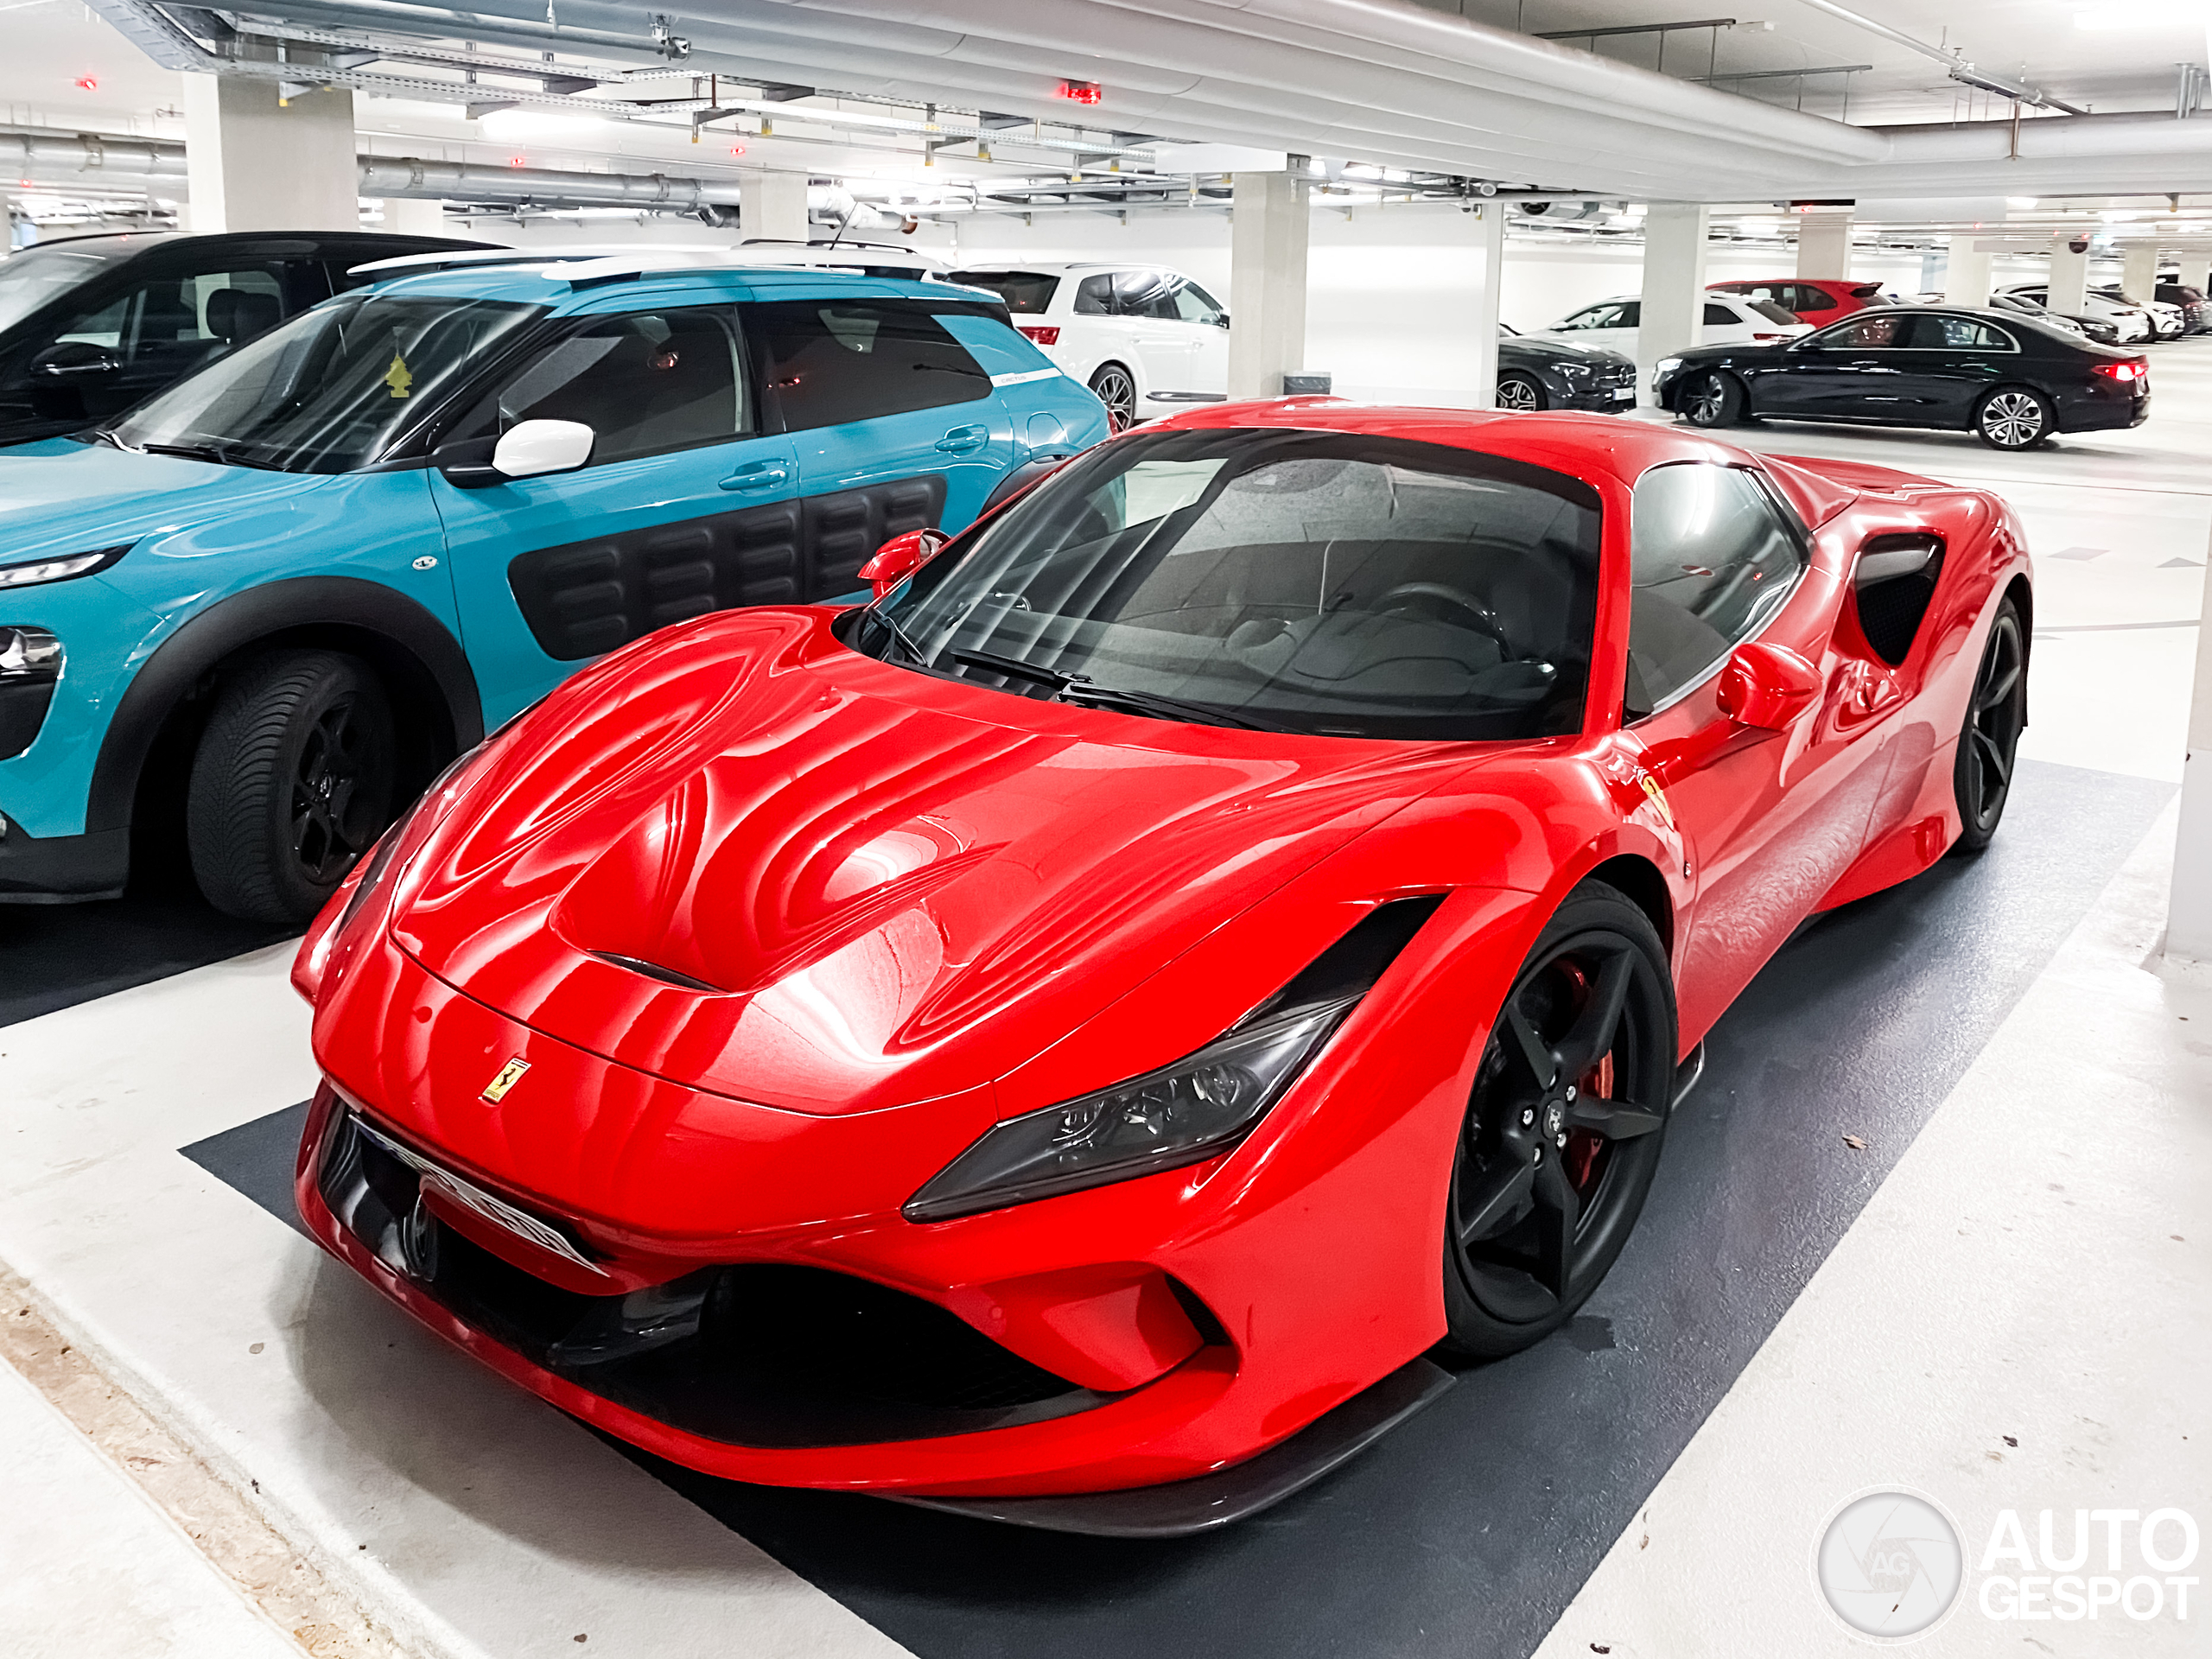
1974, 387, 2053, 450
1681, 372, 1745, 428
1950, 597, 2027, 855
1440, 883, 1677, 1359
1496, 372, 1546, 412
1088, 363, 1136, 433
187, 649, 397, 925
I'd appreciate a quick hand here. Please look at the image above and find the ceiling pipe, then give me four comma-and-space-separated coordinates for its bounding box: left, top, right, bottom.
0, 126, 189, 181
1786, 0, 2090, 116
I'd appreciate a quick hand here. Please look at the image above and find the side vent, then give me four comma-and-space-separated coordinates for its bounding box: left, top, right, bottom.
1240, 893, 1448, 1026
1853, 532, 1945, 666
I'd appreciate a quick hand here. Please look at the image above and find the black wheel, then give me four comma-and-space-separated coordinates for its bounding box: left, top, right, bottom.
187, 649, 397, 925
1088, 363, 1136, 433
1681, 372, 1744, 428
1440, 884, 1677, 1359
1496, 372, 1546, 412
1950, 598, 2026, 855
1974, 387, 2052, 450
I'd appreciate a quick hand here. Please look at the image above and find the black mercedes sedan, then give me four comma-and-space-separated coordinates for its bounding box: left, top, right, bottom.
1650, 305, 2150, 450
1496, 324, 1638, 412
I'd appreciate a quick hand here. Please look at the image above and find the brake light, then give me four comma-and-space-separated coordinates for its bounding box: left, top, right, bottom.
2092, 360, 2146, 382
1751, 332, 1785, 340
1018, 324, 1062, 346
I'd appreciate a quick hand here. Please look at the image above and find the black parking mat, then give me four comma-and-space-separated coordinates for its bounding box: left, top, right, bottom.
185, 759, 2171, 1659
0, 860, 294, 1028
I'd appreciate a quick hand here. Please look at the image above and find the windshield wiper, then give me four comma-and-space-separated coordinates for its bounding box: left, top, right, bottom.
864, 607, 931, 665
139, 441, 283, 471
79, 428, 125, 450
950, 646, 1287, 731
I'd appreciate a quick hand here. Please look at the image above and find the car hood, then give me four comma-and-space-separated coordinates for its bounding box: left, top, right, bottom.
0, 439, 315, 562
391, 607, 1477, 1117
1502, 335, 1632, 370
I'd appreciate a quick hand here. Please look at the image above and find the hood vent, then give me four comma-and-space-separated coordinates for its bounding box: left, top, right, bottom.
589, 950, 726, 995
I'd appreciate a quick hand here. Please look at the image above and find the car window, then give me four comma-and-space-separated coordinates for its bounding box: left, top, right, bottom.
855, 425, 1603, 741
1171, 281, 1225, 325
1701, 302, 1738, 327
54, 266, 286, 368
1073, 275, 1115, 315
451, 308, 745, 467
944, 270, 1061, 314
1796, 286, 1839, 310
745, 298, 990, 431
1909, 314, 2014, 351
1821, 312, 1909, 348
1626, 462, 1808, 715
1112, 270, 1182, 321
1745, 299, 1803, 327
0, 241, 136, 335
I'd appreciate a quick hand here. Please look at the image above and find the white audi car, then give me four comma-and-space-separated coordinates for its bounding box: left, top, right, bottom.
947, 262, 1230, 429
1527, 290, 1810, 363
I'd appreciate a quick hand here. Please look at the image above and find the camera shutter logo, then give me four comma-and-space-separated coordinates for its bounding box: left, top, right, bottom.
1815, 1490, 1966, 1640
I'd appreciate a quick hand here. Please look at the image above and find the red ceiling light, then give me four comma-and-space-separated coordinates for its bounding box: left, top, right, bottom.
1058, 79, 1103, 105
729, 143, 747, 156
509, 156, 527, 168
74, 76, 98, 91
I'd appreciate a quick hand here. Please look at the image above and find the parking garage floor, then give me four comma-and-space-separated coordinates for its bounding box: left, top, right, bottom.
3, 351, 2208, 1659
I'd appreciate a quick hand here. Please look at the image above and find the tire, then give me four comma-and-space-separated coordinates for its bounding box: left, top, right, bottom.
1974, 387, 2053, 450
1496, 372, 1546, 412
1949, 597, 2027, 855
187, 649, 398, 926
1440, 882, 1677, 1359
1088, 363, 1137, 433
1681, 372, 1745, 428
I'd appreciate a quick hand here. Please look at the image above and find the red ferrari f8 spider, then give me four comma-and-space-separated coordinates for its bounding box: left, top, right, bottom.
292, 401, 2031, 1535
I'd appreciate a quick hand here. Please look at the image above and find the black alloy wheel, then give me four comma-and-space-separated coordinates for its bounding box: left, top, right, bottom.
1682, 372, 1744, 428
187, 648, 398, 925
1088, 363, 1137, 433
1440, 885, 1677, 1358
1951, 597, 2027, 855
1974, 387, 2052, 450
1496, 372, 1546, 412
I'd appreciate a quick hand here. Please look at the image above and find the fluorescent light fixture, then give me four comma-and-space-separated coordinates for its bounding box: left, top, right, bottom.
2007, 196, 2038, 208
477, 108, 612, 142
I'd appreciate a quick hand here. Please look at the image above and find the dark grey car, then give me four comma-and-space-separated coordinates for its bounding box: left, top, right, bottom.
1496, 325, 1638, 412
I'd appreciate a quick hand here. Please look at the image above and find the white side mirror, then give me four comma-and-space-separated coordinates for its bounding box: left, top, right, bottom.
493, 419, 594, 480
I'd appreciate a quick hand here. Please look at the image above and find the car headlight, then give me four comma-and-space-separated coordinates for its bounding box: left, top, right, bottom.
1554, 360, 1591, 378
1654, 356, 1684, 378
0, 544, 131, 590
904, 995, 1359, 1222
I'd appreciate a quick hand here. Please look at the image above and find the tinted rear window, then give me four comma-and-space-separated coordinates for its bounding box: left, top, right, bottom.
947, 270, 1060, 314
1748, 299, 1803, 327
744, 298, 990, 432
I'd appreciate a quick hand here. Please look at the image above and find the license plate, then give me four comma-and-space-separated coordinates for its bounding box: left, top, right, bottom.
1612, 386, 1637, 401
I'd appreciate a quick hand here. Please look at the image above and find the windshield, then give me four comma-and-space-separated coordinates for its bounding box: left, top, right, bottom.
0, 240, 136, 335
106, 290, 544, 473
849, 427, 1602, 741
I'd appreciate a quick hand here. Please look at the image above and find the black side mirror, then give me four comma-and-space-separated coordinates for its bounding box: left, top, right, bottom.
430, 435, 502, 489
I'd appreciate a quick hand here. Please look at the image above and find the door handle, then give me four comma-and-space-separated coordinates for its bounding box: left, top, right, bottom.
936, 424, 989, 454
720, 461, 791, 492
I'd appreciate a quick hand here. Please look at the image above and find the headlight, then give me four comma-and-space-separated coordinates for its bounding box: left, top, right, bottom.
1654, 356, 1683, 378
0, 544, 131, 590
1554, 360, 1591, 378
904, 995, 1358, 1222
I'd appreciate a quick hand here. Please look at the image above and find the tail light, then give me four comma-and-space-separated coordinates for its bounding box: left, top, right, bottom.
1018, 324, 1062, 346
1751, 332, 1786, 340
2092, 360, 2146, 382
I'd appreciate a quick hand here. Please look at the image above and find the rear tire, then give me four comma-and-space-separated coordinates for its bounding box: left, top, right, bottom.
187, 649, 397, 926
1949, 597, 2027, 855
1974, 387, 2053, 450
1088, 363, 1136, 433
1681, 372, 1744, 428
1440, 883, 1676, 1360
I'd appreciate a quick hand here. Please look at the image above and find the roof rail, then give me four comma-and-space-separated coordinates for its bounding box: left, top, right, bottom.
351, 243, 957, 288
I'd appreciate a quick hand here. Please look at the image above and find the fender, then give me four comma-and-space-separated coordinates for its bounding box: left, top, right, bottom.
86, 575, 483, 834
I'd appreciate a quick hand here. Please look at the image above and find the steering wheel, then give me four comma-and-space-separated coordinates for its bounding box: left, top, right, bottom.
1374, 582, 1517, 657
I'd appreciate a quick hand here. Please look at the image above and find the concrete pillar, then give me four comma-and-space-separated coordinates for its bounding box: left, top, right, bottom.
2120, 243, 2160, 304
1944, 235, 1993, 307
1638, 203, 1710, 404
380, 197, 451, 238
2167, 522, 2212, 963
181, 73, 359, 234
739, 168, 809, 241
1229, 170, 1308, 399
1795, 211, 1853, 281
2047, 234, 2091, 316
1467, 202, 1504, 410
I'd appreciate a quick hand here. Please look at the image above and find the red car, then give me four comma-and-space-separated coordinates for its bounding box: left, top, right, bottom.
290, 403, 2031, 1535
1709, 277, 1894, 324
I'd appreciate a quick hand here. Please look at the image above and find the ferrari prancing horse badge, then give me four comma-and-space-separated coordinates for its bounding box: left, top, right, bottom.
480, 1058, 530, 1103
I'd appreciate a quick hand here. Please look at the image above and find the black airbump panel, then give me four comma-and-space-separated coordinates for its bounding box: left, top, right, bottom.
505, 474, 947, 660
